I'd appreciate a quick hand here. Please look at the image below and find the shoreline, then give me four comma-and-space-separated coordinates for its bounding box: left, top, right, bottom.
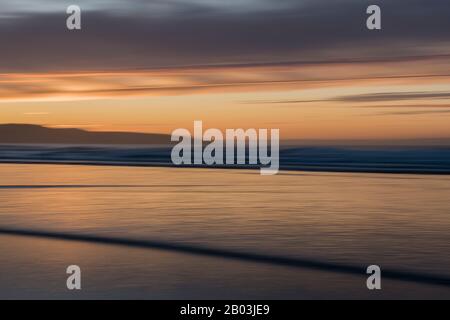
1, 159, 450, 175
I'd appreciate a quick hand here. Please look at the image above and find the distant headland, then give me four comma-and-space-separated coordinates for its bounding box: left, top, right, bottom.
0, 124, 172, 145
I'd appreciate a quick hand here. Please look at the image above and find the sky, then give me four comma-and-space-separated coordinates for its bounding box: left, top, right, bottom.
1, 0, 450, 140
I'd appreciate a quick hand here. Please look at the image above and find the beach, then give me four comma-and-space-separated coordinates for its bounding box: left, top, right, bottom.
0, 164, 449, 299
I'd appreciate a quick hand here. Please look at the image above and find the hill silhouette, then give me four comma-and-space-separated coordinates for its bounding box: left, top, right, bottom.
0, 124, 172, 145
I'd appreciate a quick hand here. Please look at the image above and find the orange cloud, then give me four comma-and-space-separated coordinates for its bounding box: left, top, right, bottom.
1, 56, 449, 103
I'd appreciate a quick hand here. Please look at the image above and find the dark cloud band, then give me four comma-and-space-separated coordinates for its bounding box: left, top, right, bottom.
1, 0, 449, 72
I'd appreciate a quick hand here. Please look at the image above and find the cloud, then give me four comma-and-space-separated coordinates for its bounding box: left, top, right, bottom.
243, 90, 450, 105
335, 92, 450, 103
2, 58, 449, 102
0, 0, 296, 16
373, 109, 450, 116
0, 0, 449, 72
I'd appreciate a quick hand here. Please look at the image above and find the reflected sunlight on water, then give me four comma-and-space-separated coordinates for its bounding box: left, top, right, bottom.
0, 164, 449, 298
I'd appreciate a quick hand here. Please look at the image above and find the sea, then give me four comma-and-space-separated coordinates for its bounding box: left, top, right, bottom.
0, 163, 449, 299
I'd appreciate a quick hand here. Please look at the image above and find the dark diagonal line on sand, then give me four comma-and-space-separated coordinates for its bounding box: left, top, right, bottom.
0, 227, 449, 288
